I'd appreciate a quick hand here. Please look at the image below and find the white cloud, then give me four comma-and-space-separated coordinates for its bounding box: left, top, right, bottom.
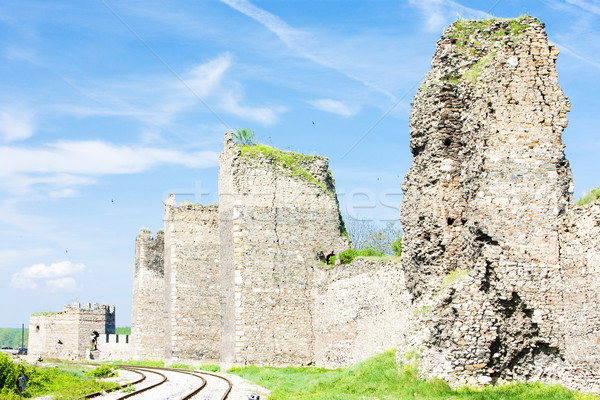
10, 261, 85, 291
0, 141, 219, 176
408, 0, 492, 33
308, 99, 358, 117
0, 107, 35, 142
45, 277, 78, 292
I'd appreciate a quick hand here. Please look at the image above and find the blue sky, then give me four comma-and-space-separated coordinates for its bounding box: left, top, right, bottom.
0, 0, 598, 328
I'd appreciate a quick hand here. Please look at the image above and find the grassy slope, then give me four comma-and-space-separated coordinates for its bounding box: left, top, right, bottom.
228, 350, 598, 400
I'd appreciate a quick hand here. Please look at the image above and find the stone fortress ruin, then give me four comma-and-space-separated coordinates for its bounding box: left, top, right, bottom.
27, 16, 600, 393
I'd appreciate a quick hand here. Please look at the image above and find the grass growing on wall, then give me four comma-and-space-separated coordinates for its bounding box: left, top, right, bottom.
228, 350, 598, 400
239, 144, 330, 193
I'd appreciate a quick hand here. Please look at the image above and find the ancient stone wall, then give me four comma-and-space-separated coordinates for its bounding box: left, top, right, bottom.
219, 133, 347, 366
28, 303, 115, 361
313, 258, 410, 367
131, 230, 164, 361
164, 196, 220, 365
558, 200, 600, 389
94, 333, 131, 361
400, 16, 575, 386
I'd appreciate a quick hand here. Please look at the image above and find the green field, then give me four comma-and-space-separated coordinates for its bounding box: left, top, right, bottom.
229, 350, 599, 400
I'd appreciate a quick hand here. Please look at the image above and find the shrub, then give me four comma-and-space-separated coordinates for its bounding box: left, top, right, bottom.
576, 186, 600, 206
327, 255, 336, 266
338, 249, 358, 264
87, 365, 115, 378
0, 353, 18, 395
338, 248, 384, 264
391, 237, 402, 256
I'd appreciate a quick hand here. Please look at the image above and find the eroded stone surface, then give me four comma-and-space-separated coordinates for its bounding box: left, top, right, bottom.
399, 16, 600, 392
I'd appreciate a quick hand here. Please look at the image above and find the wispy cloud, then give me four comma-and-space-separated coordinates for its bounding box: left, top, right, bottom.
555, 41, 600, 69
308, 99, 359, 117
565, 0, 600, 15
408, 0, 492, 33
0, 106, 35, 142
0, 141, 219, 200
57, 52, 282, 127
219, 0, 400, 103
0, 141, 219, 176
11, 261, 85, 292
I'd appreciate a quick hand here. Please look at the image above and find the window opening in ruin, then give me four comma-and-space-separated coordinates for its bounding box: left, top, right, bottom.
35, 325, 40, 332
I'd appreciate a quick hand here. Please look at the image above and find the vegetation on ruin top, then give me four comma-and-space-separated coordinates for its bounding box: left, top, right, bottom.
448, 15, 533, 46
239, 143, 331, 193
228, 349, 598, 400
432, 16, 535, 87
31, 311, 57, 316
576, 186, 600, 206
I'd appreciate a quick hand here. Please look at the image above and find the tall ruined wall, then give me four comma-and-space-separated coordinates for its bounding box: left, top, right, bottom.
131, 230, 164, 361
219, 133, 347, 366
400, 17, 574, 386
164, 196, 220, 365
28, 303, 115, 360
313, 258, 411, 368
558, 200, 600, 387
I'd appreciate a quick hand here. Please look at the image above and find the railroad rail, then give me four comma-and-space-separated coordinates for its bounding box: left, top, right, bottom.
76, 363, 232, 400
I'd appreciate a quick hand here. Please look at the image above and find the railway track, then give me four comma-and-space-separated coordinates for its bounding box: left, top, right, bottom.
77, 364, 232, 400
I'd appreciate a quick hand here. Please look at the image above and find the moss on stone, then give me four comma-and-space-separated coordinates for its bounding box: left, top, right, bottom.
239, 144, 330, 193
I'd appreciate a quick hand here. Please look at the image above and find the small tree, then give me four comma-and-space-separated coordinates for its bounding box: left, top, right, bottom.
233, 128, 255, 146
344, 216, 402, 256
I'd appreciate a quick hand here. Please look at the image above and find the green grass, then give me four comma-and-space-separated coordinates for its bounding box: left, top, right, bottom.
104, 359, 165, 367
576, 186, 600, 206
239, 144, 330, 193
169, 363, 220, 372
228, 350, 598, 400
0, 353, 118, 399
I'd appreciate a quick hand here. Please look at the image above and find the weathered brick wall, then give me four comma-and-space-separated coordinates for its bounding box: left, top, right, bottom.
219, 133, 347, 366
164, 196, 220, 365
131, 230, 165, 361
400, 17, 575, 387
313, 258, 411, 367
28, 303, 115, 360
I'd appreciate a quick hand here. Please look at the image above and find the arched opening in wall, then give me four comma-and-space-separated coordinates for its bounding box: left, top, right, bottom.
35, 325, 40, 333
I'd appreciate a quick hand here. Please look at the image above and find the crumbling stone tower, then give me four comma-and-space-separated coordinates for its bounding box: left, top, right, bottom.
29, 303, 116, 360
219, 133, 347, 366
131, 230, 165, 361
401, 17, 573, 386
